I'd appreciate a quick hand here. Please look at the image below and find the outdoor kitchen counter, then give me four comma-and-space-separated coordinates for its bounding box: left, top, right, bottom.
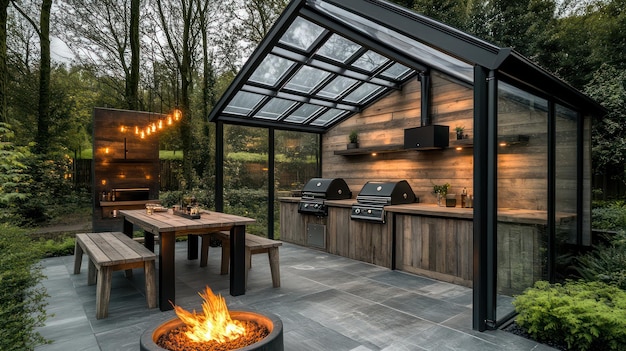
280, 197, 574, 226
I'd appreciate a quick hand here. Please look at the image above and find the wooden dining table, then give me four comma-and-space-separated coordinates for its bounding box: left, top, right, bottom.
118, 209, 256, 311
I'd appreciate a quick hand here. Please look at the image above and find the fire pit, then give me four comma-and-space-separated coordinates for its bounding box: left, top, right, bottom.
140, 287, 283, 351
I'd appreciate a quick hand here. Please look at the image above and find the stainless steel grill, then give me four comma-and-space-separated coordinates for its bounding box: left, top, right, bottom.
351, 180, 416, 223
298, 178, 351, 216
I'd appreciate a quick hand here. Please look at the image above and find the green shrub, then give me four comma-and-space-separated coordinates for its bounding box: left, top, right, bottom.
0, 224, 49, 350
576, 230, 626, 289
592, 201, 626, 231
513, 280, 626, 351
34, 235, 76, 258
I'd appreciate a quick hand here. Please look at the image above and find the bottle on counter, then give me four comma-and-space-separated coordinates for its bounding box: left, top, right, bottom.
461, 187, 467, 208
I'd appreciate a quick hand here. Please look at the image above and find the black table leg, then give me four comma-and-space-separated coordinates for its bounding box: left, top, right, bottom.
187, 234, 198, 260
230, 225, 246, 296
159, 232, 176, 311
144, 230, 154, 252
123, 218, 133, 238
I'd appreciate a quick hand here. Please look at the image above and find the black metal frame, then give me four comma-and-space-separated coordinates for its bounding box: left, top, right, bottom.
209, 0, 605, 331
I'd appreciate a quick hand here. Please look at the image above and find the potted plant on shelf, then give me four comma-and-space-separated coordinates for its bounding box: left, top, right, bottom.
455, 125, 465, 140
432, 183, 450, 207
348, 130, 359, 149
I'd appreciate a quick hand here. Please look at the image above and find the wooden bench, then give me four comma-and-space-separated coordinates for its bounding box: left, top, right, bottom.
200, 231, 282, 289
73, 232, 157, 319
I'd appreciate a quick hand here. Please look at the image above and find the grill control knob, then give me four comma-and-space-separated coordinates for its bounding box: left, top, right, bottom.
314, 204, 320, 208
304, 204, 309, 208
354, 208, 361, 214
367, 209, 372, 214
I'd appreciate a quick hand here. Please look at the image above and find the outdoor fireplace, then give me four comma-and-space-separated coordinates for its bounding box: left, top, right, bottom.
140, 287, 283, 351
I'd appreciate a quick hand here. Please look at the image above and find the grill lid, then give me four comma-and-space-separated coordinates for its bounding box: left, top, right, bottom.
301, 178, 351, 200
355, 180, 416, 205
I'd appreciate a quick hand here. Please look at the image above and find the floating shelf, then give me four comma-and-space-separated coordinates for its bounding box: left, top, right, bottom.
334, 139, 475, 156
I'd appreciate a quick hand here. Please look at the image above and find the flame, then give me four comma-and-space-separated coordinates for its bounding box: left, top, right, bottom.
173, 286, 246, 343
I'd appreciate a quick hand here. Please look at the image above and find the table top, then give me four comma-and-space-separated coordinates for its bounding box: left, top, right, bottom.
118, 209, 256, 235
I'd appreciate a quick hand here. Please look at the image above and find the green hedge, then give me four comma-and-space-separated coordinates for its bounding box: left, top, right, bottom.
513, 280, 626, 351
0, 224, 49, 350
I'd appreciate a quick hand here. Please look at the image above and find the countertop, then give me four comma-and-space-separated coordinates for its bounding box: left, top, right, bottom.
278, 197, 575, 225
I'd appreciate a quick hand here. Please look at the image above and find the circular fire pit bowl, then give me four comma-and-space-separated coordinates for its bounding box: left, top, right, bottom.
140, 310, 283, 351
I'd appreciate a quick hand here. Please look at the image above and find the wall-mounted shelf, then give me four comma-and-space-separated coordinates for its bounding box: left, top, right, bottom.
334, 144, 405, 156
334, 139, 475, 156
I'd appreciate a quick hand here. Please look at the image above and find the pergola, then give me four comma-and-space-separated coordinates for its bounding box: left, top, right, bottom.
208, 0, 605, 331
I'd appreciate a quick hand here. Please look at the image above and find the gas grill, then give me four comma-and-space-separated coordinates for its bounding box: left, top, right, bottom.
298, 178, 352, 216
351, 180, 416, 223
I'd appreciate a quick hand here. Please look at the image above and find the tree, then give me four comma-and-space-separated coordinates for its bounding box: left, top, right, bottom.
0, 0, 10, 123
58, 0, 143, 109
12, 0, 52, 154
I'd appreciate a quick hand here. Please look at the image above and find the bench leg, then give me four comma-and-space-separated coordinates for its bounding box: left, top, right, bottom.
73, 241, 83, 274
87, 259, 97, 286
245, 247, 251, 289
200, 235, 210, 267
144, 261, 157, 309
268, 248, 281, 288
96, 267, 112, 319
220, 241, 230, 275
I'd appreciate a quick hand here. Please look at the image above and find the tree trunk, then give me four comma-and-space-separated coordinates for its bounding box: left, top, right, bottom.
0, 0, 9, 123
127, 0, 140, 110
35, 0, 52, 154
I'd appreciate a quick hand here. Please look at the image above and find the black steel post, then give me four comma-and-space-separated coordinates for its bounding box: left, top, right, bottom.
268, 128, 275, 239
216, 121, 224, 213
230, 225, 246, 296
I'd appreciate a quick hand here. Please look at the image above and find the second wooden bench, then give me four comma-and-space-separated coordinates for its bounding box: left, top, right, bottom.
200, 231, 282, 289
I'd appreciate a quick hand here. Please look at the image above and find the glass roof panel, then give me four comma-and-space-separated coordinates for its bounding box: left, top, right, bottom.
352, 50, 388, 72
314, 1, 474, 82
278, 17, 325, 52
223, 91, 264, 116
317, 76, 358, 99
380, 62, 412, 80
284, 103, 323, 123
310, 108, 346, 126
316, 34, 361, 63
284, 66, 331, 93
255, 98, 297, 120
249, 54, 295, 86
343, 82, 383, 103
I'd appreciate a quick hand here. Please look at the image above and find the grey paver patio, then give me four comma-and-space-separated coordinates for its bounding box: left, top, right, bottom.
35, 241, 555, 351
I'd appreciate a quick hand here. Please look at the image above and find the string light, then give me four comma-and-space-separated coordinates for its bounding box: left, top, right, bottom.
118, 108, 181, 140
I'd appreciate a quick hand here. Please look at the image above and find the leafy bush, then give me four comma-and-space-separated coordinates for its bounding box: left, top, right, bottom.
592, 201, 626, 231
513, 280, 626, 351
0, 224, 49, 350
576, 230, 626, 290
35, 235, 76, 258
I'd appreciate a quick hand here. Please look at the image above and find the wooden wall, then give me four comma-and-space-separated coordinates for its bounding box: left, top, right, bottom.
92, 107, 161, 232
323, 72, 474, 204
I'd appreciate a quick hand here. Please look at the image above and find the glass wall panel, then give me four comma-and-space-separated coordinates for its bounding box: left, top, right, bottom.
223, 125, 269, 236
274, 130, 320, 238
555, 105, 578, 280
496, 82, 549, 320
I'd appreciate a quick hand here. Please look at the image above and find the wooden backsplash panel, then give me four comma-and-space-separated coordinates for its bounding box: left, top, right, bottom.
322, 71, 578, 210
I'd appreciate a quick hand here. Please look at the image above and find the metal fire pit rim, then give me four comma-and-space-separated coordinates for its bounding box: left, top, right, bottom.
139, 309, 284, 351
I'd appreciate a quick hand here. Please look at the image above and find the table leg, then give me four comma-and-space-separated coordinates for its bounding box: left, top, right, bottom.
230, 225, 246, 296
187, 234, 198, 260
159, 232, 176, 311
144, 231, 155, 252
123, 218, 133, 238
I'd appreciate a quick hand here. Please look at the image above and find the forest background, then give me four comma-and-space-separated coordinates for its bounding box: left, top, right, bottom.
1, 0, 626, 228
